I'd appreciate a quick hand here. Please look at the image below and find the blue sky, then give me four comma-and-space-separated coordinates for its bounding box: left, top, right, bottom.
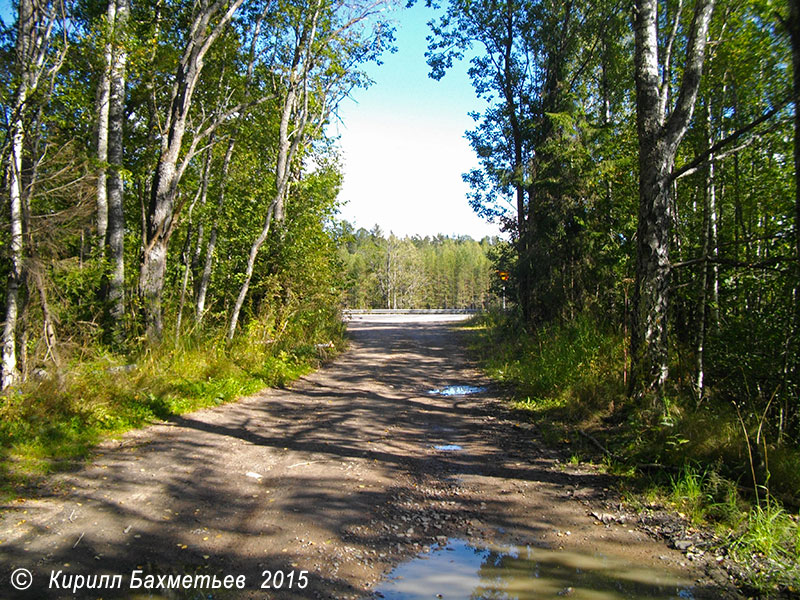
333, 2, 502, 240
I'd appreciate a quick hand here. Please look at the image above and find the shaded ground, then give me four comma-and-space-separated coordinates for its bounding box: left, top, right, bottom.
0, 314, 741, 599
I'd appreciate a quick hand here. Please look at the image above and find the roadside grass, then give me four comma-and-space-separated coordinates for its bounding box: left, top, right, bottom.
463, 311, 800, 597
0, 315, 346, 500
731, 499, 800, 591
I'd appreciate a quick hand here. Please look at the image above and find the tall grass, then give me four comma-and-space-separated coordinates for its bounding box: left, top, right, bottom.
0, 314, 346, 498
469, 311, 625, 419
669, 465, 713, 524
467, 310, 800, 596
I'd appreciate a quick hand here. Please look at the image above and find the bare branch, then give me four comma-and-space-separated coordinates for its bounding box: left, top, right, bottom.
673, 137, 754, 181
671, 98, 790, 181
671, 255, 794, 271
664, 0, 714, 152
175, 95, 274, 196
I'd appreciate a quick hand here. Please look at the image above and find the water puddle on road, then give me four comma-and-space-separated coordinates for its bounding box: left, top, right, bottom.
374, 539, 696, 600
428, 385, 487, 396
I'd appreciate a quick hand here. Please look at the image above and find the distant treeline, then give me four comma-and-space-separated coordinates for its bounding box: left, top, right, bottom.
338, 224, 500, 310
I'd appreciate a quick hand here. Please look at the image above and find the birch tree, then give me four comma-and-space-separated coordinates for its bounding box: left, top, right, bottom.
2, 0, 60, 389
139, 0, 244, 341
94, 0, 113, 250
194, 137, 234, 323
93, 0, 128, 341
226, 0, 322, 342
105, 0, 128, 338
226, 0, 390, 341
195, 2, 267, 325
629, 0, 715, 402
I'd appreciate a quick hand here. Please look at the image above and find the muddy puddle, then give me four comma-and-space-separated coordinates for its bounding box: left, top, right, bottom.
428, 385, 487, 396
373, 539, 696, 599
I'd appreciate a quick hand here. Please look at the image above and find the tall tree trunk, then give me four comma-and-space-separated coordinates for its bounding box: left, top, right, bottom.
2, 0, 56, 389
176, 147, 212, 336
227, 205, 275, 342
95, 0, 116, 251
271, 1, 319, 225
630, 0, 715, 403
139, 0, 243, 342
192, 6, 265, 326
696, 129, 711, 399
195, 138, 234, 323
226, 1, 320, 341
695, 100, 720, 397
272, 85, 297, 226
630, 142, 674, 398
791, 0, 800, 267
2, 106, 26, 389
708, 133, 719, 330
194, 221, 215, 322
106, 0, 127, 342
493, 3, 530, 322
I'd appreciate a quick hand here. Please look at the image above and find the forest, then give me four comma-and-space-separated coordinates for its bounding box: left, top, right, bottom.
0, 0, 395, 378
425, 0, 798, 413
338, 225, 497, 310
0, 0, 399, 493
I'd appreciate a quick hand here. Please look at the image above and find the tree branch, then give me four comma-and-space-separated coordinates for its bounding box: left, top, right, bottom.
671, 255, 794, 271
176, 94, 274, 185
664, 0, 714, 152
671, 98, 790, 181
673, 137, 754, 180
658, 0, 684, 124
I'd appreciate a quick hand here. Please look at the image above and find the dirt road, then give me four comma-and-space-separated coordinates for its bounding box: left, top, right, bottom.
0, 314, 740, 599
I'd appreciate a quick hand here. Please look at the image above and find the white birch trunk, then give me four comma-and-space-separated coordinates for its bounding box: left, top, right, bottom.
630, 0, 715, 402
95, 0, 115, 250
2, 0, 56, 389
225, 1, 321, 341
106, 0, 128, 338
227, 205, 275, 342
695, 110, 713, 398
139, 0, 243, 341
2, 114, 26, 389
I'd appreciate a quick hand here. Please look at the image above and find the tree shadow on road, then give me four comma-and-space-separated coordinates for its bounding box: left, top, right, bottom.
0, 320, 738, 599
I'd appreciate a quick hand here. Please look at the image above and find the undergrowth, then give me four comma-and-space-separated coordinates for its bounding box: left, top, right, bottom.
0, 314, 346, 499
464, 310, 800, 597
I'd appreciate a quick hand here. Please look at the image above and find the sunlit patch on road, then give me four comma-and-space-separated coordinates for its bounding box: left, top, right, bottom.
428, 385, 487, 396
